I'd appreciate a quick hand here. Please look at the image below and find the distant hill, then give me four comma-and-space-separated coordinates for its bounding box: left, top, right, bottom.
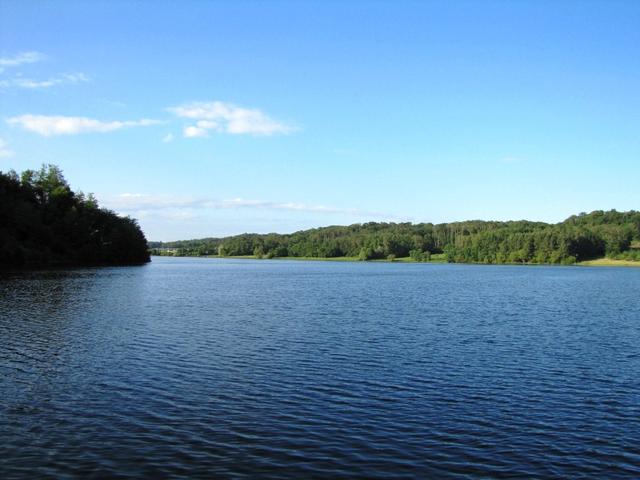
151, 210, 640, 265
0, 165, 150, 268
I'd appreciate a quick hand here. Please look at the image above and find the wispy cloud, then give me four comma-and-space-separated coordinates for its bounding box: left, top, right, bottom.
0, 138, 14, 158
0, 51, 88, 90
7, 115, 161, 136
102, 193, 400, 220
0, 72, 88, 89
168, 101, 295, 137
0, 51, 45, 72
162, 133, 175, 143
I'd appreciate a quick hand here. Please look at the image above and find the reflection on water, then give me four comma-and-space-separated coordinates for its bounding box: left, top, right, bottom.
1, 257, 640, 478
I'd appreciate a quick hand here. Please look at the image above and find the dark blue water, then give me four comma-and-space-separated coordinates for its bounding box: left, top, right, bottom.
2, 257, 640, 478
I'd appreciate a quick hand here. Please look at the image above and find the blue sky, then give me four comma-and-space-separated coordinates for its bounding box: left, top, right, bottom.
1, 1, 638, 241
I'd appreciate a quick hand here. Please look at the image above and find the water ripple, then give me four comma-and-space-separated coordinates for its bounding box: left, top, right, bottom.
1, 259, 640, 478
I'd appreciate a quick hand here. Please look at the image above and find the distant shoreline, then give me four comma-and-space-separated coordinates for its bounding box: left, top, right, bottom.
148, 211, 640, 266
151, 254, 640, 268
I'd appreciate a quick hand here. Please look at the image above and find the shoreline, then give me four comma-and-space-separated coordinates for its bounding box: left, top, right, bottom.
151, 254, 640, 268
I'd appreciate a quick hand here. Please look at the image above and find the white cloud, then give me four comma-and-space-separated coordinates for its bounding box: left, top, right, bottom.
0, 72, 88, 89
0, 138, 14, 158
162, 133, 174, 143
168, 101, 295, 137
0, 51, 45, 71
101, 193, 401, 220
196, 120, 218, 129
7, 115, 161, 136
183, 125, 208, 138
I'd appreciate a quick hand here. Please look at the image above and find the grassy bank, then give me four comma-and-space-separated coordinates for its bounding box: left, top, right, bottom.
156, 253, 640, 267
206, 255, 360, 262
577, 258, 640, 267
164, 253, 446, 264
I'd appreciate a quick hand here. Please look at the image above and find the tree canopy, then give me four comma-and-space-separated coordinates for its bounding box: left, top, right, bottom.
151, 211, 640, 265
1, 165, 150, 268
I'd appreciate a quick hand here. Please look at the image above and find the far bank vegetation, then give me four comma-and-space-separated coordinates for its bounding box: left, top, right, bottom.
150, 210, 640, 266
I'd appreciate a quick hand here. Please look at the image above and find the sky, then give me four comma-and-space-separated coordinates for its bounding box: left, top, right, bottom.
1, 0, 638, 241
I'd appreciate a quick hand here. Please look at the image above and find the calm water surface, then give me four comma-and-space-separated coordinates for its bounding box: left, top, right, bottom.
1, 257, 640, 478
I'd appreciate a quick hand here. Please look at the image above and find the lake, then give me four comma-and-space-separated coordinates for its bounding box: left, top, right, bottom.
2, 257, 640, 478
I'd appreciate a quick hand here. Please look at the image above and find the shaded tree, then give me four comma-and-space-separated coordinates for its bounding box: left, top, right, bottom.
1, 165, 150, 268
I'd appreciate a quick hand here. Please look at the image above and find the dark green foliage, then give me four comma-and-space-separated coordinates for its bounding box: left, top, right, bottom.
151, 210, 640, 265
409, 249, 431, 262
1, 165, 150, 268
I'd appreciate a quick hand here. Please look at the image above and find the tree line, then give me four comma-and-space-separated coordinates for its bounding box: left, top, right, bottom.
1, 165, 150, 268
151, 210, 640, 265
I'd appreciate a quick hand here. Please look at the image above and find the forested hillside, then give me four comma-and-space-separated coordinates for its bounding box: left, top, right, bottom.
1, 165, 150, 268
151, 211, 640, 265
